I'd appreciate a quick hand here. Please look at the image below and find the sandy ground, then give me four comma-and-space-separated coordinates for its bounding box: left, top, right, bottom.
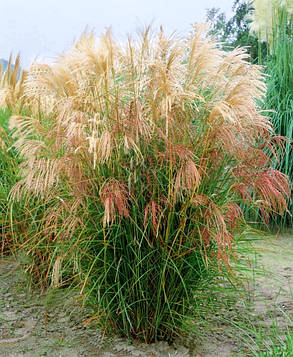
1, 231, 293, 357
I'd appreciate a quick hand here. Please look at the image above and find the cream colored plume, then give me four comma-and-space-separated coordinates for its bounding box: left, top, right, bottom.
0, 54, 26, 111
249, 0, 293, 44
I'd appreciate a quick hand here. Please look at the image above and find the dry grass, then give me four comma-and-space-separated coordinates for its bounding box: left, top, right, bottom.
0, 54, 26, 111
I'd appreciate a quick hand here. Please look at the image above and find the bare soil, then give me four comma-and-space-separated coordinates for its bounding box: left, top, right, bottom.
1, 231, 293, 357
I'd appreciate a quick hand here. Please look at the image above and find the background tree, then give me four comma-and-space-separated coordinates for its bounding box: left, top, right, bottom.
206, 0, 267, 62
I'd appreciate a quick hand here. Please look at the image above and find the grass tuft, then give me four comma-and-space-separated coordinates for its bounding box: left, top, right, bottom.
1, 25, 290, 342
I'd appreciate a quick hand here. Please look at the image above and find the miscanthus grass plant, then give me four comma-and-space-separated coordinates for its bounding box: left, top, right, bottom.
7, 25, 290, 342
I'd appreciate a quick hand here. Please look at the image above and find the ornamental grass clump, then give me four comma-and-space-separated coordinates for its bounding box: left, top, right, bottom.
8, 25, 290, 342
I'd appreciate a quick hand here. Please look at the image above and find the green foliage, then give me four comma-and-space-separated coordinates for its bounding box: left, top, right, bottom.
260, 8, 293, 227
246, 319, 293, 356
0, 108, 19, 253
257, 332, 293, 356
83, 210, 215, 341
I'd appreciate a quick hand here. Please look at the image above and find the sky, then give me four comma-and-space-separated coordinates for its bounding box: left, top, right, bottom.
0, 0, 234, 68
